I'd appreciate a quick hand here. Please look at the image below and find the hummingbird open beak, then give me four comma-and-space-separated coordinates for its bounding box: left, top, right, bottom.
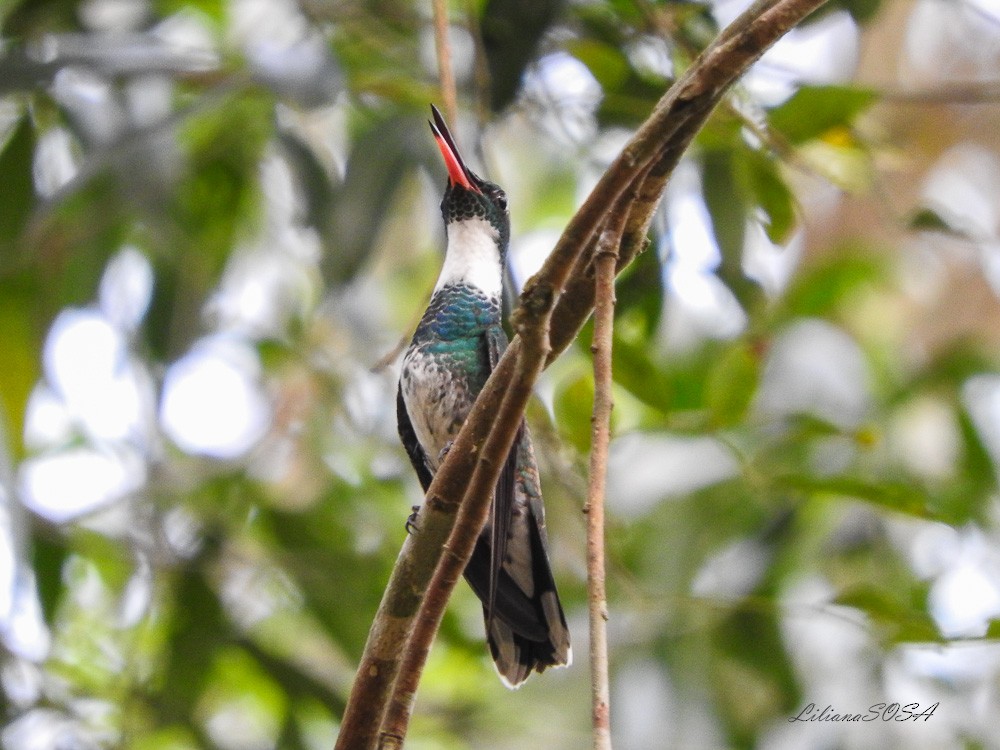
429, 105, 481, 194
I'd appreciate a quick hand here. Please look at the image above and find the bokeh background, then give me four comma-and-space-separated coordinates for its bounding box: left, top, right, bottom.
2, 0, 1000, 747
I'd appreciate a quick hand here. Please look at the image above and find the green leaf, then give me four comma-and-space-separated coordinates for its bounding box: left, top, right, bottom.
0, 115, 36, 261
768, 85, 877, 144
706, 341, 761, 426
481, 0, 563, 111
262, 499, 395, 657
609, 336, 674, 413
700, 149, 766, 308
74, 528, 134, 592
985, 619, 1000, 640
323, 114, 419, 285
934, 405, 999, 525
0, 0, 26, 27
25, 172, 129, 315
711, 602, 800, 744
173, 92, 271, 269
835, 585, 941, 642
835, 587, 896, 618
695, 112, 742, 151
702, 149, 746, 267
775, 474, 932, 518
553, 372, 595, 453
2, 0, 81, 35
737, 149, 797, 244
132, 726, 201, 750
614, 240, 663, 339
199, 647, 288, 743
31, 529, 67, 625
819, 0, 884, 24
278, 131, 335, 245
159, 566, 229, 724
155, 0, 224, 24
568, 37, 667, 126
779, 246, 886, 318
908, 207, 973, 239
566, 39, 630, 90
0, 274, 42, 454
142, 254, 179, 360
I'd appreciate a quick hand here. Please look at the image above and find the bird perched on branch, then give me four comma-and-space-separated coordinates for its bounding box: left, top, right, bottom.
396, 105, 571, 687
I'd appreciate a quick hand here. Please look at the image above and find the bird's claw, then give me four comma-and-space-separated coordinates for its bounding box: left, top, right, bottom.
437, 440, 454, 463
405, 505, 421, 534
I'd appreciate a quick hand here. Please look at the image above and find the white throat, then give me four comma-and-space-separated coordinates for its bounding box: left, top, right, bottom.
433, 217, 503, 297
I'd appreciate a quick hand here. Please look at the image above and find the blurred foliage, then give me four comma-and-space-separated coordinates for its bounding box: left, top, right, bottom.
0, 0, 999, 749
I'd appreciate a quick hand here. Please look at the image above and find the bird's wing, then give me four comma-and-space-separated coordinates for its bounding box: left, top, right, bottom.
396, 384, 434, 493
484, 326, 518, 624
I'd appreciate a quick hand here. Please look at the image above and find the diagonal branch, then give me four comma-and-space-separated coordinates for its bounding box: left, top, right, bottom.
333, 0, 830, 746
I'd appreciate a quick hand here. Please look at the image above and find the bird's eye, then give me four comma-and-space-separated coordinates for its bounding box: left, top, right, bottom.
495, 192, 508, 211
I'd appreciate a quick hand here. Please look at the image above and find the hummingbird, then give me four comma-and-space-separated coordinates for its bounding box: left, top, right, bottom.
396, 106, 571, 687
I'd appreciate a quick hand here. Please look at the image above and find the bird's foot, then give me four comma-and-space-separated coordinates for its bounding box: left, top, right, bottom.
405, 505, 421, 534
437, 440, 454, 463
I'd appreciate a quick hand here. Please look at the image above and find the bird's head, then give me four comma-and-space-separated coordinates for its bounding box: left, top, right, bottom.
430, 105, 510, 254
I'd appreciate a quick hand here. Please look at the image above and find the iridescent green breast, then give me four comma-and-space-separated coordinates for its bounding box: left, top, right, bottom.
412, 283, 501, 344
400, 282, 504, 461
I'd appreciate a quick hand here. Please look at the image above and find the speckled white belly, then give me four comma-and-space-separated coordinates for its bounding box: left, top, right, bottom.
400, 346, 474, 470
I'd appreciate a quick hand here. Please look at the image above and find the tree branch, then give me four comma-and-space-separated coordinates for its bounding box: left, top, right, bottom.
585, 187, 631, 750
334, 0, 830, 745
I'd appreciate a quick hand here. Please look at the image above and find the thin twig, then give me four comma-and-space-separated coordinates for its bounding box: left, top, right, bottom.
369, 333, 409, 373
432, 0, 458, 126
586, 194, 630, 750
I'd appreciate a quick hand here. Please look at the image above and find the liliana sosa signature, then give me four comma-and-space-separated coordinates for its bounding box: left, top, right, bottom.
789, 702, 938, 723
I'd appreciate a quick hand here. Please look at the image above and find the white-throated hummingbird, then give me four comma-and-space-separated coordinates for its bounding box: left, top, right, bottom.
396, 106, 571, 687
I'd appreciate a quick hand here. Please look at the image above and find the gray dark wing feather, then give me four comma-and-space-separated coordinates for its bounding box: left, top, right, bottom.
468, 428, 571, 687
483, 326, 517, 624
